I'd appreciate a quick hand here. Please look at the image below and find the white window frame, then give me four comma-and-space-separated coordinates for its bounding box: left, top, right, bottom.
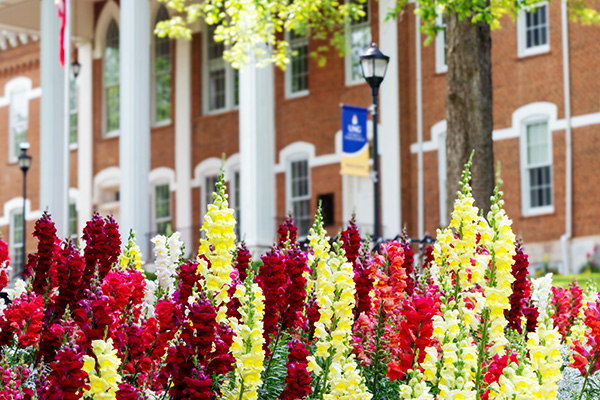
435, 11, 447, 74
68, 201, 78, 242
285, 30, 309, 98
519, 115, 554, 216
286, 156, 311, 237
9, 208, 24, 277
152, 5, 172, 127
202, 24, 239, 115
7, 81, 29, 163
153, 183, 172, 236
69, 75, 79, 150
517, 2, 550, 58
345, 0, 371, 86
103, 18, 120, 138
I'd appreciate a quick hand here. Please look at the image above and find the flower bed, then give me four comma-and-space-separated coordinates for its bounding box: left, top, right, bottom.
0, 160, 599, 399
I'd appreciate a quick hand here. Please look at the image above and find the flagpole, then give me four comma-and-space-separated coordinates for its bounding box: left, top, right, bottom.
63, 0, 71, 236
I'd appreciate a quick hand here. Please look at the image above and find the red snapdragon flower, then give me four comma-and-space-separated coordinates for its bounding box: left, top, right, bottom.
277, 214, 298, 247
340, 218, 373, 317
234, 242, 252, 282
571, 297, 600, 376
551, 286, 571, 338
506, 242, 532, 334
279, 339, 312, 400
257, 248, 289, 352
25, 212, 59, 295
0, 239, 10, 292
0, 292, 44, 348
386, 290, 441, 381
38, 345, 89, 400
281, 244, 308, 331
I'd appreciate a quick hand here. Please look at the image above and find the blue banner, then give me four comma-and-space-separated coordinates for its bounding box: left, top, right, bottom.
341, 105, 369, 177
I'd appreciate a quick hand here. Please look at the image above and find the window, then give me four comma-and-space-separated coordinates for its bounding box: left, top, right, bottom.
205, 175, 219, 212
69, 76, 78, 145
285, 31, 309, 97
204, 25, 239, 113
155, 184, 171, 235
10, 210, 24, 277
68, 202, 78, 242
345, 0, 371, 86
104, 19, 120, 136
521, 120, 553, 215
8, 84, 28, 162
289, 159, 311, 236
518, 3, 549, 57
154, 6, 172, 125
317, 193, 334, 226
435, 12, 447, 73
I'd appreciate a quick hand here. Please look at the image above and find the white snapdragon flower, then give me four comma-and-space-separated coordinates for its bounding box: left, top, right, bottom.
531, 273, 554, 321
143, 278, 156, 317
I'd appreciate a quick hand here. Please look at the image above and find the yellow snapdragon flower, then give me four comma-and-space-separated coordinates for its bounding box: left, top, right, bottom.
306, 210, 371, 400
81, 338, 122, 400
222, 279, 266, 400
197, 172, 237, 323
119, 230, 143, 271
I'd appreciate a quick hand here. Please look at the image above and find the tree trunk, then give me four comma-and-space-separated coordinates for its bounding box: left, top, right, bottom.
445, 12, 495, 220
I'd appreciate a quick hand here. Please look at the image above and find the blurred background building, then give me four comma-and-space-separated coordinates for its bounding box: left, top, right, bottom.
0, 0, 598, 276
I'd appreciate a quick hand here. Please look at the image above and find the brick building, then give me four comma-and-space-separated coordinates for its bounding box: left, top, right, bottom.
0, 0, 598, 276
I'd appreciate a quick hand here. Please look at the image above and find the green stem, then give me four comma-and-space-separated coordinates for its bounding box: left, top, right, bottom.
317, 352, 335, 400
474, 311, 490, 398
578, 355, 598, 400
262, 329, 284, 392
237, 380, 246, 400
370, 301, 387, 397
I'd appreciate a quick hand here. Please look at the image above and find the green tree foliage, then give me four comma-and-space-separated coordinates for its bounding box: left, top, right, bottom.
157, 0, 600, 70
155, 0, 369, 69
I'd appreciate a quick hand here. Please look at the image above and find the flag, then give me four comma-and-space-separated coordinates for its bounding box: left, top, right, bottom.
55, 0, 66, 66
340, 105, 370, 177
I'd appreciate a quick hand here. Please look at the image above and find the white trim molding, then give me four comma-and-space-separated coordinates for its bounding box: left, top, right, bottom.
284, 30, 309, 99
0, 198, 42, 227
517, 104, 555, 217
517, 2, 550, 58
191, 157, 222, 188
93, 166, 121, 205
149, 167, 177, 192
345, 0, 371, 86
435, 11, 447, 74
409, 102, 584, 154
93, 0, 120, 60
223, 153, 241, 183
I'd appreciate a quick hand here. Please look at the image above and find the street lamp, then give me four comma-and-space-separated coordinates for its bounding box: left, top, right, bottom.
360, 43, 389, 242
71, 59, 81, 79
17, 142, 31, 276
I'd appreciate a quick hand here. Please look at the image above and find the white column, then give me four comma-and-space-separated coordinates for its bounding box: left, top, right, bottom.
40, 0, 68, 235
239, 56, 276, 254
379, 0, 402, 238
77, 40, 93, 233
120, 1, 150, 255
175, 38, 192, 249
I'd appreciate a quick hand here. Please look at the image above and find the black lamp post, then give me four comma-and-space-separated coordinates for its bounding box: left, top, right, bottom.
71, 59, 81, 79
17, 142, 31, 275
360, 43, 389, 242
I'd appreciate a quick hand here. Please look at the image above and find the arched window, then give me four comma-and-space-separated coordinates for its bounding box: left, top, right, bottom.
153, 6, 171, 125
104, 19, 120, 136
